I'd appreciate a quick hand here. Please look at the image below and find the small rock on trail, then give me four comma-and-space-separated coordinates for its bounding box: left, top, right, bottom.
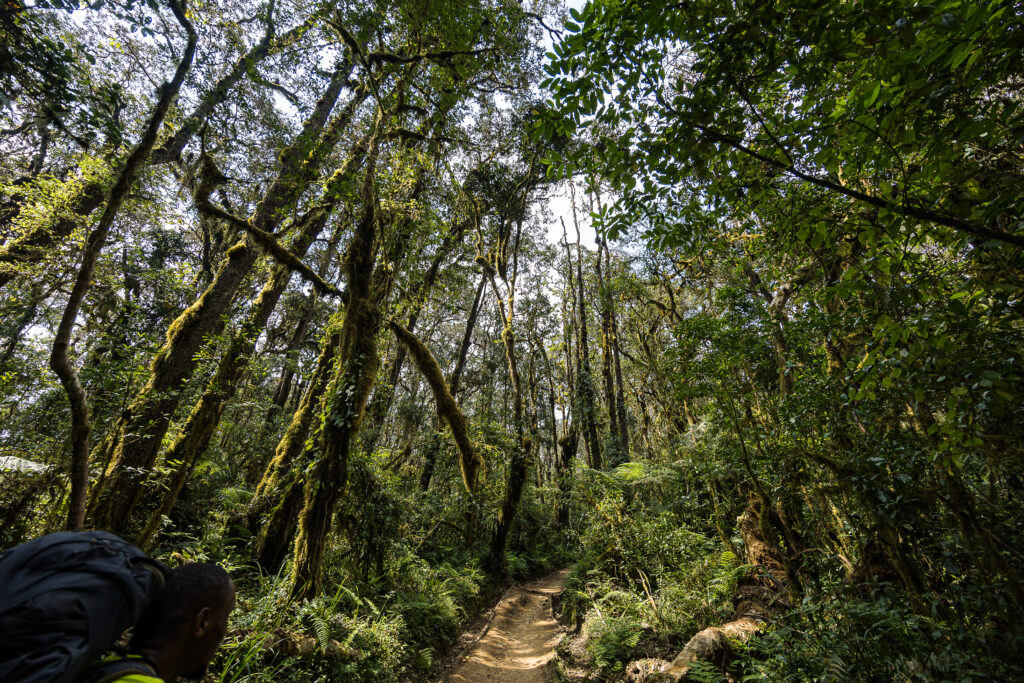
447, 568, 570, 683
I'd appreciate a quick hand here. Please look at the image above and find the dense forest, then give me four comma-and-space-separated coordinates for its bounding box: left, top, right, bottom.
2, 0, 1023, 680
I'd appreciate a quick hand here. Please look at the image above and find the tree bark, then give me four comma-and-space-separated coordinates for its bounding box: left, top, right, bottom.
360, 175, 465, 455
486, 300, 529, 570
484, 161, 539, 570
248, 332, 339, 570
290, 107, 392, 598
136, 209, 333, 547
566, 190, 601, 468
595, 237, 619, 465
607, 242, 629, 459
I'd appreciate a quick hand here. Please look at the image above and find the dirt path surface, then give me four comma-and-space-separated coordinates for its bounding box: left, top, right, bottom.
446, 568, 571, 683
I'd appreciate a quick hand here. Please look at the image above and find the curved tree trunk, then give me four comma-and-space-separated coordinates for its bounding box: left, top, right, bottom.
362, 220, 466, 455
421, 272, 486, 492
388, 321, 481, 494
49, 3, 196, 531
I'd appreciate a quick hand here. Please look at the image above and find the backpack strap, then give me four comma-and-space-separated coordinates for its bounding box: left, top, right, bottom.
79, 653, 160, 683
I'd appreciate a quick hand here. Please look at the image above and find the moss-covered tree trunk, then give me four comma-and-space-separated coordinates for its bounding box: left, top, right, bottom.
607, 242, 629, 460
486, 317, 529, 570
420, 270, 485, 491
484, 162, 539, 570
289, 108, 390, 598
388, 321, 481, 494
568, 195, 601, 469
136, 219, 328, 547
137, 124, 371, 545
537, 340, 560, 491
595, 236, 620, 465
363, 226, 467, 452
289, 246, 381, 599
87, 63, 357, 533
450, 272, 487, 398
249, 293, 314, 477
247, 187, 352, 486
249, 332, 339, 571
556, 428, 577, 529
87, 239, 260, 530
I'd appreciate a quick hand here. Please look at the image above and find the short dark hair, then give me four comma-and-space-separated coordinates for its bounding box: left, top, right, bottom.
131, 563, 232, 647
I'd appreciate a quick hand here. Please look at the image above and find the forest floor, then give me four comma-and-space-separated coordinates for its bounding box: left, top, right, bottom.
444, 568, 571, 683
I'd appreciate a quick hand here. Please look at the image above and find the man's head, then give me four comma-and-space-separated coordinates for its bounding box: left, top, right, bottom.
130, 562, 235, 681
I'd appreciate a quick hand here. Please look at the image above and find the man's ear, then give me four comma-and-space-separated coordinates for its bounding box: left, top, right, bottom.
193, 606, 213, 637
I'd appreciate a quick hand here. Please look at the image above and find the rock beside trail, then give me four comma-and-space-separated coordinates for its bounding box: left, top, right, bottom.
672, 626, 731, 669
646, 617, 763, 682
624, 658, 671, 681
720, 618, 760, 643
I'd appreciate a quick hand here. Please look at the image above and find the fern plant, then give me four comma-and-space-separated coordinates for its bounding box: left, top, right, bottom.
588, 616, 642, 672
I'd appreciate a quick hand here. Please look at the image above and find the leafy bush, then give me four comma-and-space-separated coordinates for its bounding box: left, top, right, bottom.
736, 591, 1024, 681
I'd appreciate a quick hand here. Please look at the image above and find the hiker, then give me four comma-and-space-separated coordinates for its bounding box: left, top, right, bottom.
90, 562, 236, 683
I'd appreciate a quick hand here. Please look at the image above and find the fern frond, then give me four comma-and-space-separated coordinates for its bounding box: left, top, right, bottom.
312, 616, 330, 653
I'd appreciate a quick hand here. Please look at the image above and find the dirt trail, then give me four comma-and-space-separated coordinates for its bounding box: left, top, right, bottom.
447, 568, 570, 683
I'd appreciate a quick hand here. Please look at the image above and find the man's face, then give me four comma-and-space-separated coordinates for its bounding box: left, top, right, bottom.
182, 580, 236, 680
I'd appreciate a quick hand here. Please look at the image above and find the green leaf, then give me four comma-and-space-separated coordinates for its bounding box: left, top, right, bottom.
864, 81, 882, 107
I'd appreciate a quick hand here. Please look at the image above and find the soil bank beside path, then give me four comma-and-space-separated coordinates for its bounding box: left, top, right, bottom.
446, 568, 571, 683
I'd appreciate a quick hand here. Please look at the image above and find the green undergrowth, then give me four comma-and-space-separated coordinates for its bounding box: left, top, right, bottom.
150, 448, 574, 682
557, 464, 745, 679
739, 591, 1024, 681
557, 460, 1024, 681
200, 542, 568, 682
208, 558, 472, 682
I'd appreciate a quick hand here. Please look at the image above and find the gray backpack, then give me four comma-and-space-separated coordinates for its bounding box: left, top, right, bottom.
0, 531, 169, 683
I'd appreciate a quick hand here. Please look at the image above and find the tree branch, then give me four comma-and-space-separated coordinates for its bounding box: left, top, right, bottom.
193, 195, 343, 298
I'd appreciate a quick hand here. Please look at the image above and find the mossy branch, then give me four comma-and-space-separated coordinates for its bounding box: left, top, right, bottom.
387, 320, 482, 494
193, 179, 342, 298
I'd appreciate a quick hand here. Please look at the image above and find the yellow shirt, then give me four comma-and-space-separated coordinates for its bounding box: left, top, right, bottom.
88, 653, 163, 683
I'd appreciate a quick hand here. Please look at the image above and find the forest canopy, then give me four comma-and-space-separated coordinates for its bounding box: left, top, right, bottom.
1, 0, 1023, 680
